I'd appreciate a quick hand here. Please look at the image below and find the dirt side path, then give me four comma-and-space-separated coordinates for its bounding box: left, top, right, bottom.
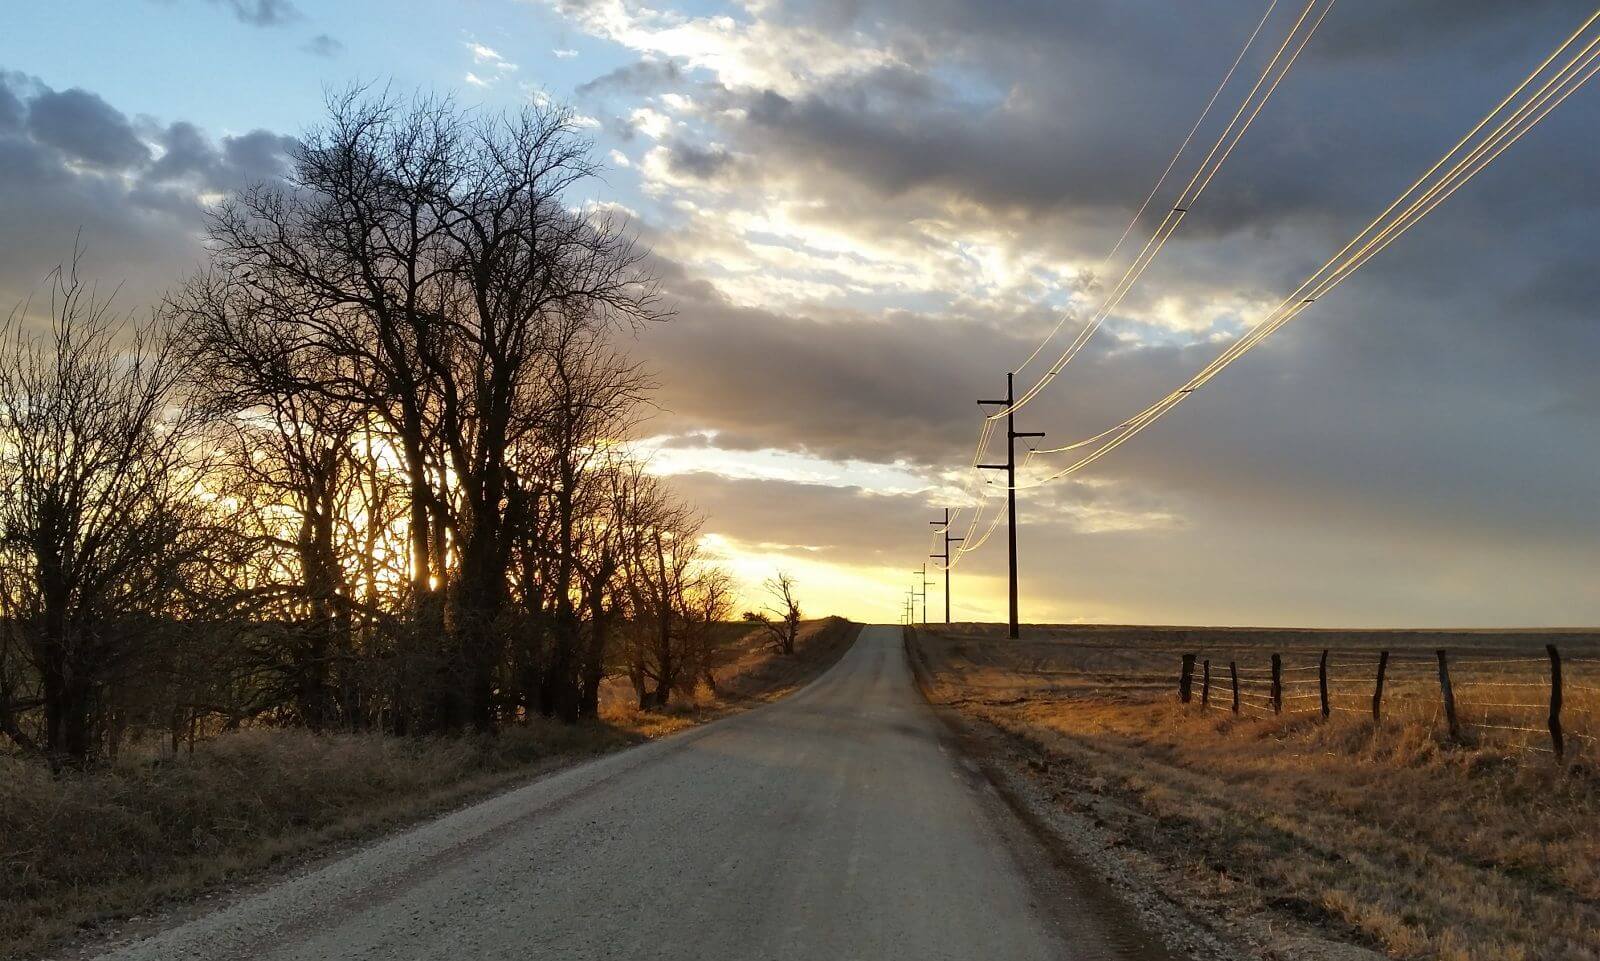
904, 628, 1388, 961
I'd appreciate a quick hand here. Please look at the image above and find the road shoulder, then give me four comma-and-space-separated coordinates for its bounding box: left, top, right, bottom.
902, 626, 1281, 961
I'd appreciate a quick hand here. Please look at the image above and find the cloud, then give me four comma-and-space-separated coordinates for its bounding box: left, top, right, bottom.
545, 0, 898, 95
467, 41, 519, 71
462, 40, 520, 88
12, 0, 1600, 625
0, 71, 295, 311
554, 48, 580, 59
206, 0, 300, 26
26, 87, 150, 170
303, 33, 343, 57
576, 59, 682, 98
661, 138, 733, 180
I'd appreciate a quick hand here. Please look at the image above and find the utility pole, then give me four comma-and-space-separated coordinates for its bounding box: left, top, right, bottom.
915, 564, 933, 626
930, 508, 963, 624
978, 372, 1043, 640
911, 565, 931, 626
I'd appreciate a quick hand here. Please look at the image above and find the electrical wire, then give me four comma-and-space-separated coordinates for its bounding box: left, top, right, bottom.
1013, 0, 1286, 377
1000, 16, 1600, 491
949, 0, 1326, 555
992, 0, 1337, 421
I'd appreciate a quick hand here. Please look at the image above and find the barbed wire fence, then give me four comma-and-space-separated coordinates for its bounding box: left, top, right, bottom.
1175, 645, 1597, 757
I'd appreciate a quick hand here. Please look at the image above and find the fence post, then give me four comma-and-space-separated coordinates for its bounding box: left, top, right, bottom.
1230, 661, 1240, 715
1548, 644, 1564, 759
1271, 653, 1283, 715
1436, 649, 1460, 742
1318, 649, 1330, 720
1180, 653, 1196, 704
1373, 651, 1389, 723
1201, 659, 1211, 707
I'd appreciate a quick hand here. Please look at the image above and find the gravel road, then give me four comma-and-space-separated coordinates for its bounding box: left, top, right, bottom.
85, 626, 1165, 961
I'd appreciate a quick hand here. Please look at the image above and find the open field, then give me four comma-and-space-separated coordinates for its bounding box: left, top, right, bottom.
910, 623, 1600, 961
2, 617, 859, 961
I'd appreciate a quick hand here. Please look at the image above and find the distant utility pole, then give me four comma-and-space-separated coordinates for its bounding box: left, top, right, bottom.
978, 372, 1043, 641
914, 564, 933, 626
911, 565, 930, 626
930, 508, 963, 624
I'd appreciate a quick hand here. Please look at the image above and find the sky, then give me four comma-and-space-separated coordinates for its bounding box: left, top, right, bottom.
2, 0, 1598, 627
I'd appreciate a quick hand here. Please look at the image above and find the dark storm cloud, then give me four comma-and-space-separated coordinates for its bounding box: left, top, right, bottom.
1310, 0, 1590, 62
648, 0, 1600, 249
576, 59, 682, 98
635, 185, 1600, 619
0, 71, 294, 310
598, 0, 1600, 538
26, 87, 150, 170
662, 138, 734, 180
0, 80, 23, 131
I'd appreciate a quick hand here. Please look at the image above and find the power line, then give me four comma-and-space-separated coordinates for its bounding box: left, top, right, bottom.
1014, 0, 1285, 378
985, 0, 1337, 424
949, 0, 1334, 555
1010, 10, 1600, 489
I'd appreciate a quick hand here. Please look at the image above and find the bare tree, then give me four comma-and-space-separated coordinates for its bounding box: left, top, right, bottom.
744, 572, 802, 657
0, 259, 229, 767
683, 566, 736, 695
0, 90, 689, 765
203, 88, 662, 730
527, 312, 653, 721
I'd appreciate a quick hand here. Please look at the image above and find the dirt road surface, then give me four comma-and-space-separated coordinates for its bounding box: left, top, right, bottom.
83, 626, 1165, 961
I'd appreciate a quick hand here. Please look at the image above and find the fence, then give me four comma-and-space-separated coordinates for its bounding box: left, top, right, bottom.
1177, 645, 1599, 758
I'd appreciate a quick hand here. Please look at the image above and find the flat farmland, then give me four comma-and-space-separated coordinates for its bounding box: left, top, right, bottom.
909, 624, 1600, 961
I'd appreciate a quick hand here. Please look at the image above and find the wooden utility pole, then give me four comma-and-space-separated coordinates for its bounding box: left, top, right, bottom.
930, 509, 963, 624
912, 564, 933, 627
978, 372, 1043, 640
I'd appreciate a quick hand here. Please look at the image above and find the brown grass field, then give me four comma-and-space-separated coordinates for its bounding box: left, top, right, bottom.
1, 617, 860, 960
909, 623, 1600, 961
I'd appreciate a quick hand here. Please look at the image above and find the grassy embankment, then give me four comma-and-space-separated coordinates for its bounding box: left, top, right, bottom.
2, 616, 861, 959
910, 623, 1600, 961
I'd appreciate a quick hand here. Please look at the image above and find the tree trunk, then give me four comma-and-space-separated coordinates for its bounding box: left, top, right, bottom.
42, 665, 95, 769
579, 592, 608, 719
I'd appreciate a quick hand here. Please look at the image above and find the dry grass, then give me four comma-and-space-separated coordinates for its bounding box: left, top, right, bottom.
2, 617, 859, 960
912, 624, 1600, 961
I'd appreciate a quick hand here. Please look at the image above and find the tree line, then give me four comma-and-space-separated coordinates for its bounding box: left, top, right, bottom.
0, 91, 802, 769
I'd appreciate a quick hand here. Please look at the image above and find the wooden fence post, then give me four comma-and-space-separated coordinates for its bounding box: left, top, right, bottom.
1373, 651, 1389, 723
1271, 654, 1283, 715
1180, 653, 1195, 704
1318, 649, 1330, 720
1437, 649, 1460, 742
1230, 661, 1240, 715
1548, 644, 1564, 759
1201, 659, 1211, 707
